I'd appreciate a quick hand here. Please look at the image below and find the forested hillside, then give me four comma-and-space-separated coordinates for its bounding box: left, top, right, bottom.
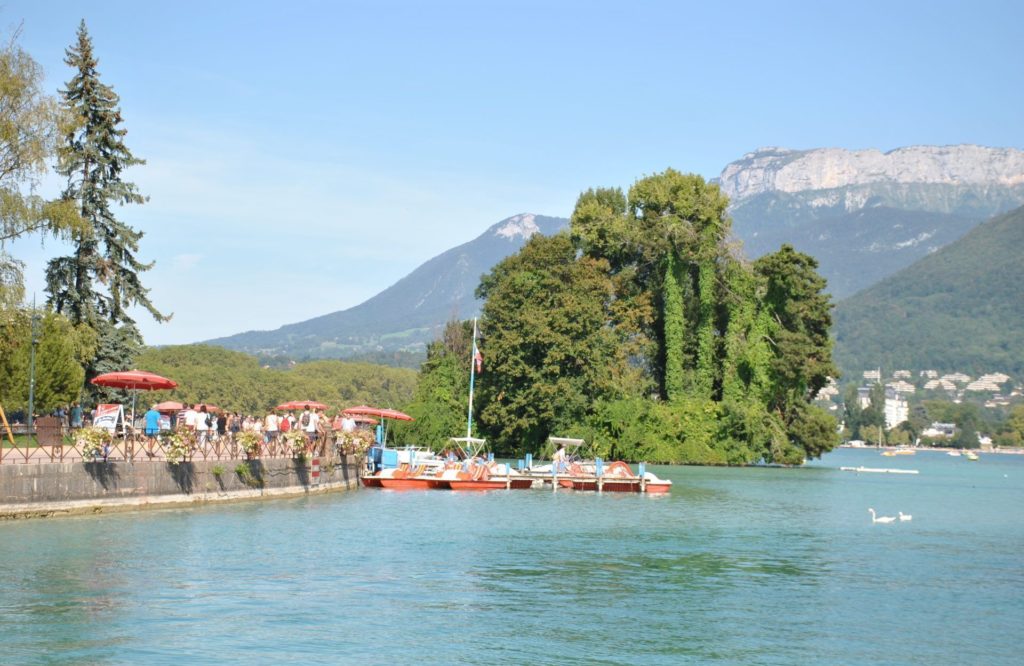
833, 205, 1024, 376
132, 345, 417, 414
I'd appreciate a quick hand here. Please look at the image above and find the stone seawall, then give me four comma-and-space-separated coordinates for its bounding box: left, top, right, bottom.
0, 455, 360, 519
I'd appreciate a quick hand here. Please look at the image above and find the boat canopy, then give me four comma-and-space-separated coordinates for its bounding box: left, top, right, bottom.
548, 437, 586, 448
449, 436, 487, 458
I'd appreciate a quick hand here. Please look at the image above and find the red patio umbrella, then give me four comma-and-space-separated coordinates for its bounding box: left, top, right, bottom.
91, 370, 178, 430
192, 403, 221, 414
342, 405, 414, 421
275, 400, 328, 411
91, 370, 178, 391
154, 401, 185, 413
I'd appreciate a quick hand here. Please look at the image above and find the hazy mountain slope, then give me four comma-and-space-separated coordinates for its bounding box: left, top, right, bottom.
207, 214, 568, 358
833, 205, 1024, 377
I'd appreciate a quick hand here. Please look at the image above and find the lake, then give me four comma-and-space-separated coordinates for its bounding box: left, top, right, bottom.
1, 448, 1022, 664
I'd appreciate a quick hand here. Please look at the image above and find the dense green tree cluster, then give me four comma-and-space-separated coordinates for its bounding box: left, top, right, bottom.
468, 169, 839, 464
0, 307, 95, 415
396, 320, 475, 446
133, 345, 417, 415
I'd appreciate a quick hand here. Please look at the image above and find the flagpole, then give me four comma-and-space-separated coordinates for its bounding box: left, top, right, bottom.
466, 318, 478, 439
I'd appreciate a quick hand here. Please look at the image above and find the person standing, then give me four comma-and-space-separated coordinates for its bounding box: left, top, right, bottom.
265, 410, 279, 445
144, 404, 161, 444
184, 404, 198, 430
552, 442, 567, 473
216, 412, 228, 441
70, 402, 84, 430
301, 406, 317, 445
195, 405, 210, 446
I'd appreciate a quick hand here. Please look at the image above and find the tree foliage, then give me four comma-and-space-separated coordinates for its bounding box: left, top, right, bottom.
0, 30, 80, 306
397, 319, 474, 448
44, 21, 165, 384
0, 307, 93, 414
468, 169, 840, 464
475, 233, 629, 455
132, 344, 417, 415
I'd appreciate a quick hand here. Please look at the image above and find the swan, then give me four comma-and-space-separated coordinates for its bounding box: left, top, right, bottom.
899, 511, 912, 522
868, 508, 897, 524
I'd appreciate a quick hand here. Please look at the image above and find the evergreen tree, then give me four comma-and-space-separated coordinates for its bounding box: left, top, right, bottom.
44, 21, 166, 377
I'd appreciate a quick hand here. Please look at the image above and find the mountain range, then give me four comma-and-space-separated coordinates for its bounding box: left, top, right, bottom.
722, 145, 1024, 297
207, 144, 1024, 371
833, 203, 1024, 377
206, 214, 567, 359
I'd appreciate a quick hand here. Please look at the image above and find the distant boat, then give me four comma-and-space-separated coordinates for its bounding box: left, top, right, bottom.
947, 450, 961, 457
964, 451, 979, 461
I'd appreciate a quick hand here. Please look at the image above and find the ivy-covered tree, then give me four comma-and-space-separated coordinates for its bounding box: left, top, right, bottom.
573, 169, 734, 402
44, 21, 166, 381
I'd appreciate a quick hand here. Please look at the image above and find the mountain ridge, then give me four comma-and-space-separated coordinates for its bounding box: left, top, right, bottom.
205, 144, 1024, 363
206, 214, 568, 358
833, 204, 1024, 377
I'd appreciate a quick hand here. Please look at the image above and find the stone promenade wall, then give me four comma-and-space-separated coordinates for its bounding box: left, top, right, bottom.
0, 454, 359, 519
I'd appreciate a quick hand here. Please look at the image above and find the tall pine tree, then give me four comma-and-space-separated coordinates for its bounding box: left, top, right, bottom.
45, 21, 166, 379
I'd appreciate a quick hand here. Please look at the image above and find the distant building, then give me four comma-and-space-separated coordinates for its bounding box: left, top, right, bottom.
924, 378, 957, 392
863, 369, 881, 382
815, 377, 839, 401
893, 370, 911, 379
942, 373, 972, 384
922, 422, 956, 438
857, 387, 872, 409
887, 380, 916, 395
920, 370, 939, 379
884, 387, 908, 430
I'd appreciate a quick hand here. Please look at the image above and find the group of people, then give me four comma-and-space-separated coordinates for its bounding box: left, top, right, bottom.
142, 403, 361, 447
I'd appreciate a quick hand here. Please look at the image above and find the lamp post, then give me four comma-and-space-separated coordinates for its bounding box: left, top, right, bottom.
27, 297, 41, 440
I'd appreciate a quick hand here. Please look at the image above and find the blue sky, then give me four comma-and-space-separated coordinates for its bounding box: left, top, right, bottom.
6, 0, 1023, 345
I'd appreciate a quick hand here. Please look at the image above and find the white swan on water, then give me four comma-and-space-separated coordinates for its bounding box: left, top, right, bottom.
899, 511, 912, 522
868, 508, 897, 524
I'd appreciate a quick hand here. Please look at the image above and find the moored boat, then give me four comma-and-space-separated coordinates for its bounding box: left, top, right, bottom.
569, 460, 673, 493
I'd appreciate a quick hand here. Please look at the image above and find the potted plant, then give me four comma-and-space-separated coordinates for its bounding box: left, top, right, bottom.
338, 429, 374, 456
283, 430, 308, 460
166, 427, 197, 465
77, 427, 112, 461
236, 430, 262, 460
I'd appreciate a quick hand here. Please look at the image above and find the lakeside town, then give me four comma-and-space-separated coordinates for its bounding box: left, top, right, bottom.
817, 368, 1023, 450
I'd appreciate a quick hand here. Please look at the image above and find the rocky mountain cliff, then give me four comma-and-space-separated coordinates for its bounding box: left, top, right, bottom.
723, 145, 1024, 298
720, 145, 1024, 203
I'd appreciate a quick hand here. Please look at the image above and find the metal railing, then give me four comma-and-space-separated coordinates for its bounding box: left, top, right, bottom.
0, 432, 332, 465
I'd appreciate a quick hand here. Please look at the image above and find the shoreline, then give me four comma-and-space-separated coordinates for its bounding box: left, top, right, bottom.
839, 444, 1024, 455
0, 477, 358, 520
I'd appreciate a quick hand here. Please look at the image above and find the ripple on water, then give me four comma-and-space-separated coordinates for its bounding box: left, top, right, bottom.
1, 449, 1023, 664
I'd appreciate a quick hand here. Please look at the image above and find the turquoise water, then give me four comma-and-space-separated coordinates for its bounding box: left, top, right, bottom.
1, 448, 1022, 665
